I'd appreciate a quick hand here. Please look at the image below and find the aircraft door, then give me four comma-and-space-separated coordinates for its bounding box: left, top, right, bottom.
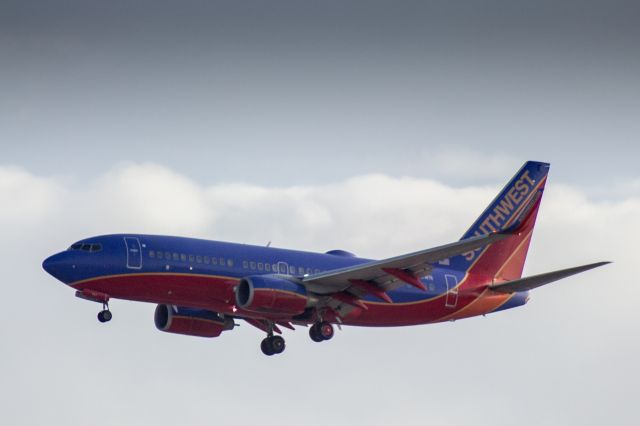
445, 274, 459, 308
124, 237, 143, 269
277, 261, 289, 274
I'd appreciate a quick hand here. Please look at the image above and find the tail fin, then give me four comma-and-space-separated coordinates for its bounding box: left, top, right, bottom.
450, 161, 550, 280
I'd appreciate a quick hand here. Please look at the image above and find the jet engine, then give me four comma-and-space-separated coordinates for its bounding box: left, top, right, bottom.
154, 304, 234, 338
236, 275, 310, 316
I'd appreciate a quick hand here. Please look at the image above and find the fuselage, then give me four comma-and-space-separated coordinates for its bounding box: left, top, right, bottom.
43, 233, 528, 326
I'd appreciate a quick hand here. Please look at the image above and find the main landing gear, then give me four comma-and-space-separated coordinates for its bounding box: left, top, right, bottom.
97, 302, 112, 323
260, 322, 286, 356
309, 321, 334, 342
259, 321, 335, 356
261, 335, 285, 356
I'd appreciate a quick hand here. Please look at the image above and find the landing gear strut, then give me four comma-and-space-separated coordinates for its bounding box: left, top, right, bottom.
309, 321, 334, 342
260, 323, 286, 356
97, 302, 112, 323
75, 290, 112, 323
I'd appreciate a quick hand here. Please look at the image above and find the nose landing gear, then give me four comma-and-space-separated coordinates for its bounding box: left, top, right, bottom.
97, 302, 112, 323
75, 290, 113, 323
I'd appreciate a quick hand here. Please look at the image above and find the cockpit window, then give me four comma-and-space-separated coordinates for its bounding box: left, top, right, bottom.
69, 242, 102, 253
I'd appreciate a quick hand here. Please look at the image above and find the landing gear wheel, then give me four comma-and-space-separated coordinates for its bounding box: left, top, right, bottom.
261, 338, 275, 356
309, 324, 324, 342
270, 335, 285, 354
97, 310, 112, 323
260, 336, 286, 356
310, 322, 334, 342
318, 321, 334, 341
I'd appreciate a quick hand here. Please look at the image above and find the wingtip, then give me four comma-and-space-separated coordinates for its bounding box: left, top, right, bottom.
580, 261, 612, 272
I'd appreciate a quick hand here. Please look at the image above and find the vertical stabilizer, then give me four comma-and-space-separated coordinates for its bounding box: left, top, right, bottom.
449, 161, 550, 280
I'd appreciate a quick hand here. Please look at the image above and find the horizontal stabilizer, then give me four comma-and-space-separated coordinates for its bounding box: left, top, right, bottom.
489, 261, 611, 293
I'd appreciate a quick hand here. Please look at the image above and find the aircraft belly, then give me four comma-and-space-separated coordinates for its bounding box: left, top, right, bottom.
341, 290, 512, 327
71, 273, 238, 313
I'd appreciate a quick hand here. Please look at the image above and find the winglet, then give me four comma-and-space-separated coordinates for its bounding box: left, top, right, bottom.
489, 261, 611, 293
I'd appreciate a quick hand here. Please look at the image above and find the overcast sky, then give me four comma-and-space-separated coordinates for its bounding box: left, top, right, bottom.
1, 2, 638, 425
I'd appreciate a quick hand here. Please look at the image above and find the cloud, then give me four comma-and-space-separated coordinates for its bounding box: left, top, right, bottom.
0, 162, 637, 426
89, 163, 211, 235
0, 165, 66, 225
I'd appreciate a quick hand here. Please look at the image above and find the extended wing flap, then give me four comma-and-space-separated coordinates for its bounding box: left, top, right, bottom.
303, 230, 512, 294
489, 261, 610, 293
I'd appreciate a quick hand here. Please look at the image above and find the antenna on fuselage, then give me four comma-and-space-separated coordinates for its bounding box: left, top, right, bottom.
266, 241, 271, 248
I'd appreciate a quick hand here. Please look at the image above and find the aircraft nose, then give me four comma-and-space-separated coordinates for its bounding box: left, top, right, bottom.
42, 252, 71, 283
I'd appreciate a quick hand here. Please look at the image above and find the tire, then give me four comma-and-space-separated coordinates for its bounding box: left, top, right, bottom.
270, 336, 286, 354
97, 311, 112, 323
319, 321, 334, 340
261, 338, 274, 356
309, 324, 323, 342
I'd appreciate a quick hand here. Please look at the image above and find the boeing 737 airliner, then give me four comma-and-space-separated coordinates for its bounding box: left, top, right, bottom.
43, 161, 608, 355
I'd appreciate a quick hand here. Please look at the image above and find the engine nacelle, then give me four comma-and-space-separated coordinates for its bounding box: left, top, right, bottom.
154, 304, 234, 338
236, 275, 309, 316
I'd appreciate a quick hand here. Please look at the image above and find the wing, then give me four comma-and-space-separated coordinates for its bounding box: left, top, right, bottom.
301, 231, 512, 314
489, 261, 610, 293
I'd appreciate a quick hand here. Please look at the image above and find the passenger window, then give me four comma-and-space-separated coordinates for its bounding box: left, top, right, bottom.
212, 257, 218, 265
250, 261, 256, 270
227, 259, 234, 267
298, 266, 305, 275
242, 260, 248, 269
265, 263, 271, 272
219, 257, 224, 266
149, 250, 155, 258
172, 253, 179, 261
258, 262, 264, 271
289, 265, 295, 274
157, 251, 163, 259
189, 254, 195, 262
306, 267, 312, 274
165, 252, 172, 260
180, 254, 187, 262
204, 256, 210, 264
196, 255, 202, 263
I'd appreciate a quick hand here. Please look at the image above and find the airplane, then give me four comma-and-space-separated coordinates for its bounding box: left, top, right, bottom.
42, 161, 609, 356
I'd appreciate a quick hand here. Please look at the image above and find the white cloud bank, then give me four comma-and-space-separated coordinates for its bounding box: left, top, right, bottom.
0, 163, 637, 426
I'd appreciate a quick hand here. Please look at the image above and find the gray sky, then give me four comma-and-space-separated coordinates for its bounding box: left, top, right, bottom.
2, 1, 639, 186
1, 2, 638, 425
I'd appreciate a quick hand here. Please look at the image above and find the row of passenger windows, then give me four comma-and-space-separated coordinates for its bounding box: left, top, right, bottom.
148, 250, 233, 267
242, 260, 320, 276
148, 249, 321, 275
